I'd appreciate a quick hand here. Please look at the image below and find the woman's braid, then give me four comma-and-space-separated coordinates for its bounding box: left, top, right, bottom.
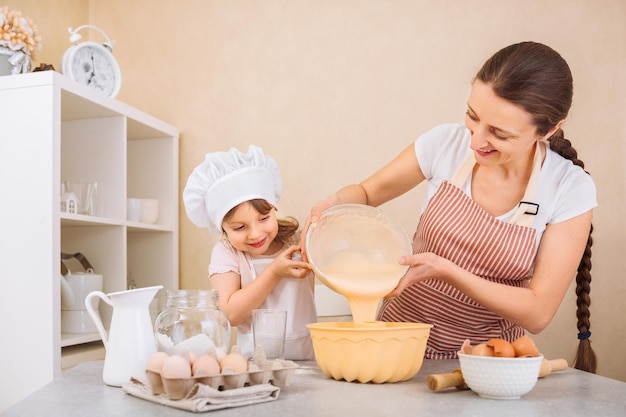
549, 131, 597, 373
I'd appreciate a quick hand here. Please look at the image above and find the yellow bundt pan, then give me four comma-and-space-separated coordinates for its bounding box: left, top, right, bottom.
307, 321, 432, 383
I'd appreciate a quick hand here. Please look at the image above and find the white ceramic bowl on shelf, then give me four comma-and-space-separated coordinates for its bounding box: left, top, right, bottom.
457, 352, 544, 399
140, 199, 160, 224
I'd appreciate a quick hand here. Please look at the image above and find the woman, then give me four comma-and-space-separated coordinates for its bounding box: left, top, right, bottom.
304, 42, 597, 372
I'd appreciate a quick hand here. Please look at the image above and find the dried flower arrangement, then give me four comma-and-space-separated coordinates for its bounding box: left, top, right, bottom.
0, 6, 41, 74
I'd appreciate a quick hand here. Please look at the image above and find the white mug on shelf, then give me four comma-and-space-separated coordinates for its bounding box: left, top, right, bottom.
127, 198, 142, 222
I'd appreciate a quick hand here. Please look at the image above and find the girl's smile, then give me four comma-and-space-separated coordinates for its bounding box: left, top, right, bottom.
247, 236, 268, 249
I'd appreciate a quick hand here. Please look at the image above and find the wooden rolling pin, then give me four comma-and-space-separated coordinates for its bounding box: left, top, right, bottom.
426, 358, 569, 392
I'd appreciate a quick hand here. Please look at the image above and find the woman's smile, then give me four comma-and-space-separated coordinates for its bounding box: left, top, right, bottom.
475, 148, 497, 157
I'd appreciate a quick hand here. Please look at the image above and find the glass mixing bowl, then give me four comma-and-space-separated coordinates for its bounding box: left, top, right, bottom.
305, 204, 412, 322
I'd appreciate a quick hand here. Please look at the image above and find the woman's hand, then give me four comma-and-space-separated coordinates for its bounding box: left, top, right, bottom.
385, 252, 455, 298
267, 245, 312, 279
299, 194, 343, 261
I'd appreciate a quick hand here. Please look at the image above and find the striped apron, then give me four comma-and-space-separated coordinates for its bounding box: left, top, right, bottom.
378, 144, 542, 359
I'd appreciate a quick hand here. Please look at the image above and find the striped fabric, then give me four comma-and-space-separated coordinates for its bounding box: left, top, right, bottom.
378, 181, 537, 359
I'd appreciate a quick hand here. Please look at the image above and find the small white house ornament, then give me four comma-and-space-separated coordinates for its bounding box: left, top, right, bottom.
61, 192, 79, 214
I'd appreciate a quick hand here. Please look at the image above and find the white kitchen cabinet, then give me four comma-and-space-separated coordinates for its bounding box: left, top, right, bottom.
0, 71, 179, 409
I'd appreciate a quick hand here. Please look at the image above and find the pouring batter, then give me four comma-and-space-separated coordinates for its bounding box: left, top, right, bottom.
314, 249, 407, 323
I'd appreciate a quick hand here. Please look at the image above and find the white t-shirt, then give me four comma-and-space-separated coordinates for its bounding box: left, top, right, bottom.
414, 123, 597, 246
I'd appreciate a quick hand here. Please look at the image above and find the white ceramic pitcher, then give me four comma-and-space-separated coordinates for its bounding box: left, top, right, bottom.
85, 285, 162, 387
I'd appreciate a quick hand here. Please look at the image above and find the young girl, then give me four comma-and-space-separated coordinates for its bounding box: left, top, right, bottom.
183, 145, 317, 360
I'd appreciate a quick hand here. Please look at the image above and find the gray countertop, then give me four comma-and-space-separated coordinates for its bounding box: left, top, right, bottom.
3, 359, 626, 417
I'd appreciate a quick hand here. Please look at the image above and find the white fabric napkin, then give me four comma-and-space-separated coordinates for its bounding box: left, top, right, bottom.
123, 377, 280, 412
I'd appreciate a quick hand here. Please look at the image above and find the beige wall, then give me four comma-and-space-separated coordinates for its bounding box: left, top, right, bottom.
9, 0, 625, 381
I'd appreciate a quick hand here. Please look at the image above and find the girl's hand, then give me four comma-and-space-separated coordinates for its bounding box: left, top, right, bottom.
269, 245, 312, 279
385, 252, 454, 298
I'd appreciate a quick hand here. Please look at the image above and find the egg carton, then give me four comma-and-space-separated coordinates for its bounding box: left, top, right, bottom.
146, 358, 298, 400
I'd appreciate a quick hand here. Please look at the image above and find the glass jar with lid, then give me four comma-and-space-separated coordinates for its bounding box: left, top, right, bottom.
154, 289, 231, 356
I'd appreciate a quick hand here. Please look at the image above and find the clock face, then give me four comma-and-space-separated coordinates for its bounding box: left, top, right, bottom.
67, 43, 121, 97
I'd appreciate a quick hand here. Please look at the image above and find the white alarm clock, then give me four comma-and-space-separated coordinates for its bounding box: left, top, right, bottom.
61, 25, 122, 98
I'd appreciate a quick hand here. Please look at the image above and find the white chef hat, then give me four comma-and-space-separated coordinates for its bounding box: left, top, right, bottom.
183, 145, 282, 234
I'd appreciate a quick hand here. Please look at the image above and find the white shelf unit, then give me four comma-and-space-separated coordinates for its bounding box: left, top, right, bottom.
0, 71, 179, 408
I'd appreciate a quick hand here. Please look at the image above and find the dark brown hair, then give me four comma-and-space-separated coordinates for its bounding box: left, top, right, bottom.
475, 42, 596, 373
223, 199, 299, 244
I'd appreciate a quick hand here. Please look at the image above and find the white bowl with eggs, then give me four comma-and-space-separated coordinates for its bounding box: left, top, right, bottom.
457, 353, 544, 399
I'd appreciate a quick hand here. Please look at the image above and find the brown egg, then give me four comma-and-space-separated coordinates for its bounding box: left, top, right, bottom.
146, 351, 170, 373
161, 354, 192, 379
512, 335, 540, 357
460, 339, 474, 355
471, 343, 495, 356
193, 354, 221, 376
487, 338, 516, 357
220, 352, 248, 373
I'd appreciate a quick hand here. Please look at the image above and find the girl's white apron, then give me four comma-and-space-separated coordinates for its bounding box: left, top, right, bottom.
236, 257, 317, 360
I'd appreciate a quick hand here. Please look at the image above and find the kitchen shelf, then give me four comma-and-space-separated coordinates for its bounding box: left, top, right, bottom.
0, 71, 179, 404
61, 213, 124, 226
61, 342, 105, 372
61, 333, 101, 348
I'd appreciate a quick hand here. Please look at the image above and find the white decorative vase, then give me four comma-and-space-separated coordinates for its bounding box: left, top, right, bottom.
0, 54, 11, 76
0, 48, 31, 75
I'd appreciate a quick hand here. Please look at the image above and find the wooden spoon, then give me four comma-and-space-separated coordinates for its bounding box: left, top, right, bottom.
426, 358, 568, 392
